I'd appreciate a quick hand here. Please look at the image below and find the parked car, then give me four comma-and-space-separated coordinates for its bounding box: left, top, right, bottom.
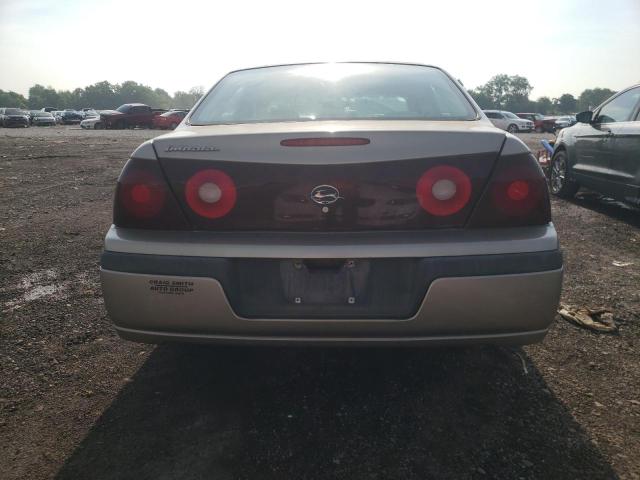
0, 108, 30, 127
59, 110, 83, 124
550, 84, 640, 205
81, 109, 100, 119
553, 115, 577, 130
31, 111, 57, 126
27, 110, 41, 124
541, 116, 560, 133
41, 107, 57, 113
100, 62, 561, 347
80, 110, 114, 129
101, 103, 165, 129
483, 110, 534, 133
516, 112, 545, 132
152, 110, 187, 129
51, 111, 64, 124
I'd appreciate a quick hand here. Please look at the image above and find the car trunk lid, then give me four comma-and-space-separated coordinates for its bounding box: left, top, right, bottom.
153, 120, 506, 231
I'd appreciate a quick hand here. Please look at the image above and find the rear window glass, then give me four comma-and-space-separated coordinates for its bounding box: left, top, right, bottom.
190, 63, 477, 125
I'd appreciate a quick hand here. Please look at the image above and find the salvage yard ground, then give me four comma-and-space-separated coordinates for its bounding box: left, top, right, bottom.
1, 126, 639, 480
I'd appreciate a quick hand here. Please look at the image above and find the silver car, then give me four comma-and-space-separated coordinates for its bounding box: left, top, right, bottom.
484, 110, 534, 133
100, 63, 562, 346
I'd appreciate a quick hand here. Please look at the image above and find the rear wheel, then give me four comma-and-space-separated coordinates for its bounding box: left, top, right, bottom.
550, 150, 579, 198
507, 124, 518, 133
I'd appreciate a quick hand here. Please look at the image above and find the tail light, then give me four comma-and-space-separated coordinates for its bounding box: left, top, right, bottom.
114, 158, 188, 229
184, 169, 237, 219
467, 152, 550, 227
416, 166, 472, 216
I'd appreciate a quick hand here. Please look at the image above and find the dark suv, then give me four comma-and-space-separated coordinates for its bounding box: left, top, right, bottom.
550, 84, 640, 205
0, 108, 29, 127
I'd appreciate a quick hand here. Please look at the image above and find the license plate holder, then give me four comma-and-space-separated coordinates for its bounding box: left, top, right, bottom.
280, 259, 370, 305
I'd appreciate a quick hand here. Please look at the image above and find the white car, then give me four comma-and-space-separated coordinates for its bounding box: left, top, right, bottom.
483, 110, 534, 133
80, 110, 115, 129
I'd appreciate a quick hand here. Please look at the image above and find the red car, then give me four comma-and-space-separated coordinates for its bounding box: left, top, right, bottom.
101, 103, 166, 129
152, 110, 187, 130
516, 113, 545, 133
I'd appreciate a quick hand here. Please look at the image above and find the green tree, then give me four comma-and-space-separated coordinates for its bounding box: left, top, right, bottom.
470, 74, 533, 111
117, 81, 150, 105
535, 96, 553, 114
28, 84, 61, 108
83, 81, 118, 109
554, 93, 577, 114
172, 86, 204, 109
577, 88, 616, 111
0, 90, 28, 108
467, 89, 494, 109
153, 88, 173, 109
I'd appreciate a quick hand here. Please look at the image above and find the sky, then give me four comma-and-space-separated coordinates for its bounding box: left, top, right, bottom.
1, 0, 639, 100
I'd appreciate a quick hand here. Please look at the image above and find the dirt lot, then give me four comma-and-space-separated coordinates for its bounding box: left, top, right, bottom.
1, 126, 639, 480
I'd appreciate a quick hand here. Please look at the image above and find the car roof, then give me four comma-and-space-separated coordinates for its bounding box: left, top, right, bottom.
226, 61, 444, 75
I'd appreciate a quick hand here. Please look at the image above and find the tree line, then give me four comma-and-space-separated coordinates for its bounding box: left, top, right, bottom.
0, 81, 205, 110
466, 74, 616, 115
1, 75, 617, 115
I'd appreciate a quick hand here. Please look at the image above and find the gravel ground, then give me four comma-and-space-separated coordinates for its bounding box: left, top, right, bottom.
1, 126, 639, 480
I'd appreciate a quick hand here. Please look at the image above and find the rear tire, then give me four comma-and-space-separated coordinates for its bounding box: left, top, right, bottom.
550, 150, 579, 198
507, 124, 518, 133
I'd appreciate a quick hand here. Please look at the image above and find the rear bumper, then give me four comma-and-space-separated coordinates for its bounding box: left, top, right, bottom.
100, 240, 563, 346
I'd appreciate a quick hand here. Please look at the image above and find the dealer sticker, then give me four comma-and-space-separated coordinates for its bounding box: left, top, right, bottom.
148, 279, 194, 295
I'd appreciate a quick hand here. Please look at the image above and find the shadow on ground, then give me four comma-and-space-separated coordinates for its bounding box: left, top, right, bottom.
56, 345, 616, 480
572, 191, 640, 228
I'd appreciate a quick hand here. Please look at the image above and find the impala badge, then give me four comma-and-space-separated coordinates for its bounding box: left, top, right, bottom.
165, 145, 220, 152
310, 185, 342, 205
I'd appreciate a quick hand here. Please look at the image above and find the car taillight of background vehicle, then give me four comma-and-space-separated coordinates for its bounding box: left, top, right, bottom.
184, 169, 237, 218
467, 153, 551, 227
416, 165, 472, 216
113, 158, 188, 229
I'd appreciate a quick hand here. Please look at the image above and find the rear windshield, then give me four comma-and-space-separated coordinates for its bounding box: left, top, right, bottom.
190, 63, 477, 125
6, 108, 23, 115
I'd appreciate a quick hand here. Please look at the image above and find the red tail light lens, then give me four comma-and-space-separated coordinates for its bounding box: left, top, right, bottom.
416, 166, 472, 216
468, 153, 550, 227
280, 137, 370, 147
507, 180, 529, 201
185, 169, 237, 219
114, 158, 188, 229
120, 170, 166, 218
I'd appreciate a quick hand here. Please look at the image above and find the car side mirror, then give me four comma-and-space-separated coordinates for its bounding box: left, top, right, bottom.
576, 111, 593, 124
